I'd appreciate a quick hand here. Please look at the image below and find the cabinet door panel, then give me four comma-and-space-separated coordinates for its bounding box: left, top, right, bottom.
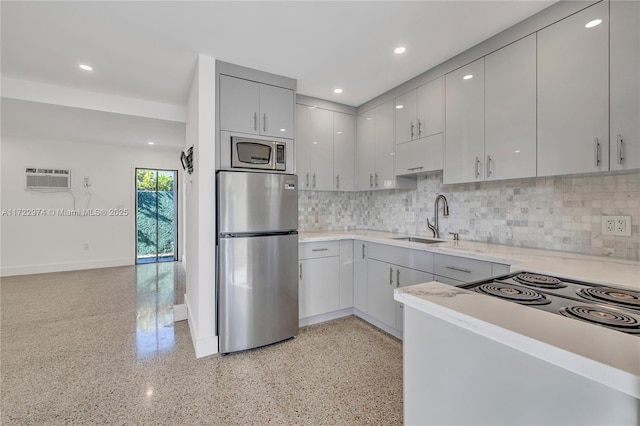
296, 104, 311, 188
417, 77, 443, 138
220, 75, 259, 135
259, 84, 294, 139
367, 259, 396, 328
395, 134, 443, 176
444, 58, 485, 184
308, 107, 334, 190
339, 240, 354, 309
356, 112, 375, 190
537, 2, 609, 176
396, 267, 434, 333
485, 34, 536, 181
395, 90, 418, 145
374, 100, 396, 188
610, 0, 640, 171
353, 241, 368, 312
299, 256, 340, 319
333, 112, 355, 191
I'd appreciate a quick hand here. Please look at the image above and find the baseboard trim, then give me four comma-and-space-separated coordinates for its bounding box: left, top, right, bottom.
173, 303, 187, 322
185, 294, 218, 358
354, 309, 403, 340
299, 308, 353, 327
0, 258, 133, 277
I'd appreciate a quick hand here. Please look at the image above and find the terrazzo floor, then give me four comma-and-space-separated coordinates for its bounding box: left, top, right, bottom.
1, 263, 403, 425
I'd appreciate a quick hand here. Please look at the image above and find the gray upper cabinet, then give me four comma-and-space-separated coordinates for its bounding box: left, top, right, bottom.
296, 104, 333, 190
484, 34, 537, 181
220, 74, 294, 139
356, 111, 376, 190
394, 90, 418, 145
395, 77, 443, 145
444, 58, 485, 184
610, 0, 640, 171
416, 77, 444, 139
374, 100, 395, 189
537, 2, 609, 176
333, 112, 356, 191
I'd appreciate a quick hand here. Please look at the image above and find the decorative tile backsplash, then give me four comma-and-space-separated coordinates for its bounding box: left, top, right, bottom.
299, 171, 640, 261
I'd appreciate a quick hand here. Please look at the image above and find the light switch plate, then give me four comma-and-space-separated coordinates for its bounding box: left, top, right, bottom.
601, 216, 631, 236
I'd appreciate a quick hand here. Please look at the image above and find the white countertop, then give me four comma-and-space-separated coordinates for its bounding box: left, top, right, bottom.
394, 282, 640, 398
299, 230, 640, 290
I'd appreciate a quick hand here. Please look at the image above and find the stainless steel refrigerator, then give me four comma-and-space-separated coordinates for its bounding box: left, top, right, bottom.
216, 171, 298, 354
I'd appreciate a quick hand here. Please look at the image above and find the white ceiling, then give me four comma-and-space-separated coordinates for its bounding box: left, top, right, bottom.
1, 1, 556, 108
1, 98, 185, 149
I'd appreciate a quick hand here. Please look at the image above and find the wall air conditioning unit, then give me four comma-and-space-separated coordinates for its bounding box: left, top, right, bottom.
25, 168, 71, 189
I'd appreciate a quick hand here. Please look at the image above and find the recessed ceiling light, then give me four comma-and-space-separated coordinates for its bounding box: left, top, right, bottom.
396, 105, 404, 109
79, 64, 93, 71
394, 46, 406, 55
333, 88, 343, 94
312, 141, 318, 145
336, 131, 342, 134
585, 19, 602, 28
280, 128, 286, 132
147, 141, 155, 145
463, 74, 473, 80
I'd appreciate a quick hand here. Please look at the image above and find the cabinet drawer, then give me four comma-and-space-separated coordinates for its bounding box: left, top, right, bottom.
368, 243, 434, 273
434, 254, 492, 283
299, 241, 340, 259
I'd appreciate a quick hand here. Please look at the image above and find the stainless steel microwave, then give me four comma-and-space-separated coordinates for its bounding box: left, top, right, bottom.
231, 136, 286, 171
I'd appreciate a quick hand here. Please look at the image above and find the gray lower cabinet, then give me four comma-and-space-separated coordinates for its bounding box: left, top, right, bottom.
366, 243, 434, 334
298, 242, 340, 319
353, 240, 368, 312
434, 253, 510, 284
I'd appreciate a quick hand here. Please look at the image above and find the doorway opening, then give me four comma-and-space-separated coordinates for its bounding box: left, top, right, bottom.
135, 168, 178, 264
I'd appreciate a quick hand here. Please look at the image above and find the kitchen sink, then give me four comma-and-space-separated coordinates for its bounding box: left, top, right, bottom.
392, 236, 445, 244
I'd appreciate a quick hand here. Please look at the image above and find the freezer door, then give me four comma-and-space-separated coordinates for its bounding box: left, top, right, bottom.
218, 233, 299, 354
217, 171, 298, 233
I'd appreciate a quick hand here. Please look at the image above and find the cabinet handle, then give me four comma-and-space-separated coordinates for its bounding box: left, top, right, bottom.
486, 155, 492, 178
617, 134, 624, 165
336, 175, 340, 189
253, 112, 258, 131
418, 120, 422, 137
369, 174, 373, 188
312, 173, 316, 188
375, 173, 379, 188
410, 122, 415, 138
311, 248, 328, 252
361, 243, 366, 259
396, 269, 400, 288
299, 263, 303, 280
305, 172, 309, 188
446, 266, 471, 274
263, 113, 267, 132
475, 157, 481, 178
407, 166, 423, 171
594, 138, 601, 167
389, 267, 394, 286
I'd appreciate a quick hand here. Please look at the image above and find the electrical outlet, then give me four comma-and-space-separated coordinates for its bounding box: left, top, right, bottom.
601, 216, 631, 236
405, 212, 415, 223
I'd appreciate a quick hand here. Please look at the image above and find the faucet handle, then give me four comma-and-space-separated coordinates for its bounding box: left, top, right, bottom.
449, 232, 459, 241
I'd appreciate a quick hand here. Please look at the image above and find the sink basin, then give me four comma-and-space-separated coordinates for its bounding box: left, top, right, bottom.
392, 236, 444, 244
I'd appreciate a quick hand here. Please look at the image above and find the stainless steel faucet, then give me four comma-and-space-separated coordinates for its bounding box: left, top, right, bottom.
427, 194, 449, 238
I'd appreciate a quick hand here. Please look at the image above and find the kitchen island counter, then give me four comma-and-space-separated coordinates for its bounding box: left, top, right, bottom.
300, 230, 640, 290
395, 281, 640, 424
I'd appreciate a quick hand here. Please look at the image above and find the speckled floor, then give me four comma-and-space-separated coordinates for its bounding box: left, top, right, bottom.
1, 263, 403, 425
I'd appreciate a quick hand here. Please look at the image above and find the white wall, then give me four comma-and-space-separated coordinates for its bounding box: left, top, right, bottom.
0, 136, 183, 276
184, 54, 218, 358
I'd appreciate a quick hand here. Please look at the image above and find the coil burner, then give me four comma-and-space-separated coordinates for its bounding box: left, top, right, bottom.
513, 273, 567, 289
577, 287, 640, 312
475, 284, 551, 305
559, 305, 640, 334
